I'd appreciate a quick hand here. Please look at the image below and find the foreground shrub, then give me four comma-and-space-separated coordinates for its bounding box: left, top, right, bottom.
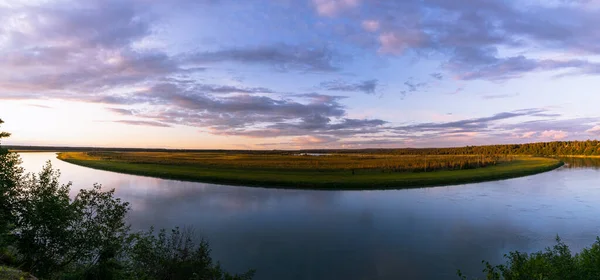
128, 227, 255, 280
459, 237, 600, 280
0, 119, 253, 279
6, 161, 254, 280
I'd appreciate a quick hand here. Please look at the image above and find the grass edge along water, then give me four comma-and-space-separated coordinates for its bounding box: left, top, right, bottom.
56, 152, 563, 190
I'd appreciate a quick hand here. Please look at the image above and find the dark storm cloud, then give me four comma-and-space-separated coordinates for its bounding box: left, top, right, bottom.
186, 44, 343, 72
319, 79, 379, 95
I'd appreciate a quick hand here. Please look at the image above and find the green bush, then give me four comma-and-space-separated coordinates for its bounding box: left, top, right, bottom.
0, 119, 253, 279
127, 227, 255, 280
459, 237, 600, 280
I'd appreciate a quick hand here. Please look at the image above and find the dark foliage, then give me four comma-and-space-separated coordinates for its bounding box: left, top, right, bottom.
0, 119, 253, 279
127, 227, 255, 280
0, 119, 23, 259
459, 237, 600, 280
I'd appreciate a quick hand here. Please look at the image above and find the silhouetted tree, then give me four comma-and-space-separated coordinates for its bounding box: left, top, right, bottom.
0, 119, 23, 259
0, 119, 255, 279
459, 237, 600, 280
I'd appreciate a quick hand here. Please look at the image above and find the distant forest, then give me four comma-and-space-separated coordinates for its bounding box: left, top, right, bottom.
7, 140, 600, 156
321, 140, 600, 156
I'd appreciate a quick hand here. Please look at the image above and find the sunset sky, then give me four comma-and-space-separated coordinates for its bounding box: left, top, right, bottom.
1, 0, 600, 149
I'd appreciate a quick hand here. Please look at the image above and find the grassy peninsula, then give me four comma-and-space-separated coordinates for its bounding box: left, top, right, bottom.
57, 152, 563, 189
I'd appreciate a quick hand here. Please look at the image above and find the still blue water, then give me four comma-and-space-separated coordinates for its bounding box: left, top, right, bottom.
18, 153, 600, 280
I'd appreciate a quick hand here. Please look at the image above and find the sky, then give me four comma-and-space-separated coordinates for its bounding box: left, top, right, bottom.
1, 0, 600, 149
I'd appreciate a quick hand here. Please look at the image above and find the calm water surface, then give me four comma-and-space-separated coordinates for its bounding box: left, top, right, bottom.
18, 153, 600, 280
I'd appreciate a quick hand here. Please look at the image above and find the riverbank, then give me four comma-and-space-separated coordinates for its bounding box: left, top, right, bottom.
56, 152, 563, 189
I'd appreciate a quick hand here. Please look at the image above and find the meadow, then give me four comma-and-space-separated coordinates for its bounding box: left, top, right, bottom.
57, 152, 563, 189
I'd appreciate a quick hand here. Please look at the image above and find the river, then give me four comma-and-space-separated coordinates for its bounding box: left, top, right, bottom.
18, 153, 600, 280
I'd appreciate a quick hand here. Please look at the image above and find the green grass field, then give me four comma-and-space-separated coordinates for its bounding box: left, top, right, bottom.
57, 152, 563, 189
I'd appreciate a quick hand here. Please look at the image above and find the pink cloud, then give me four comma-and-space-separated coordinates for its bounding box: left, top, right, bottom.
521, 131, 537, 138
586, 125, 600, 135
361, 20, 380, 32
378, 30, 423, 55
292, 135, 337, 145
313, 0, 360, 16
540, 130, 568, 140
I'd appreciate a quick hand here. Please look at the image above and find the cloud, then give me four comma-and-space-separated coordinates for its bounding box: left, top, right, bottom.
107, 108, 134, 115
394, 108, 551, 135
401, 79, 428, 96
212, 116, 387, 138
502, 118, 598, 134
586, 125, 600, 135
0, 0, 151, 50
186, 45, 343, 72
28, 104, 52, 109
482, 93, 519, 100
292, 135, 338, 145
361, 20, 380, 32
430, 73, 443, 80
520, 131, 537, 138
451, 55, 600, 81
313, 0, 360, 16
114, 120, 172, 127
378, 30, 425, 55
195, 84, 274, 94
0, 0, 187, 94
0, 51, 180, 94
540, 130, 568, 140
92, 82, 389, 139
3, 0, 600, 148
314, 0, 600, 80
448, 87, 464, 95
319, 79, 379, 94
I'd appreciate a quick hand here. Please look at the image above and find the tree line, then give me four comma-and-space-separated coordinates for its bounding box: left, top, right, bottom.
9, 140, 600, 157
304, 140, 600, 156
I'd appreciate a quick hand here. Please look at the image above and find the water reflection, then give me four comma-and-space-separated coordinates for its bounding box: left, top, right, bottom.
560, 157, 600, 170
17, 153, 600, 280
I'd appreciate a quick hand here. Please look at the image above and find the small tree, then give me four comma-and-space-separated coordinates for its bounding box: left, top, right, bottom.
0, 119, 23, 259
13, 162, 131, 278
14, 164, 76, 275
128, 227, 255, 280
459, 237, 600, 280
0, 119, 254, 279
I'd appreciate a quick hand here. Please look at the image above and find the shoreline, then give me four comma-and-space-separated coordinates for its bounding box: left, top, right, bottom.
56, 152, 564, 190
